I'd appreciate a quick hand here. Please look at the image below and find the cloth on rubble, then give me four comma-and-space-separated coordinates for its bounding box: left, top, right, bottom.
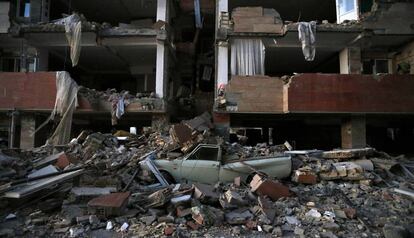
34, 71, 79, 145
53, 14, 82, 67
231, 38, 265, 76
298, 21, 317, 61
116, 97, 125, 119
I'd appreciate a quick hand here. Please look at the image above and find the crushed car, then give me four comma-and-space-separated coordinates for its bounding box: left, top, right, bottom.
146, 144, 292, 184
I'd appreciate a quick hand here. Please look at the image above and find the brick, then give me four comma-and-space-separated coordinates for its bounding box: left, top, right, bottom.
55, 153, 70, 169
250, 174, 291, 201
87, 192, 130, 218
232, 7, 263, 17
253, 23, 284, 34
164, 226, 175, 236
292, 170, 318, 185
176, 206, 191, 218
344, 208, 357, 219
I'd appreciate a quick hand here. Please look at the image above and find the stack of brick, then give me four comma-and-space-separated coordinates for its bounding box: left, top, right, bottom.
225, 76, 286, 113
232, 7, 284, 34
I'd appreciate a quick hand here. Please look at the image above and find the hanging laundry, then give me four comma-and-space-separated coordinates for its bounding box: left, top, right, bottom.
298, 21, 317, 61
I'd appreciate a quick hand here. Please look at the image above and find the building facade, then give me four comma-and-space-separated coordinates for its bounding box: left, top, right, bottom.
0, 0, 414, 152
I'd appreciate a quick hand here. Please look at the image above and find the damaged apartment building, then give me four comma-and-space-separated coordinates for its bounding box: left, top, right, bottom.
0, 0, 414, 153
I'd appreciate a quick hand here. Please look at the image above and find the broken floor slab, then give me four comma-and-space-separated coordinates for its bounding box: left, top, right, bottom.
322, 148, 374, 160
3, 169, 84, 198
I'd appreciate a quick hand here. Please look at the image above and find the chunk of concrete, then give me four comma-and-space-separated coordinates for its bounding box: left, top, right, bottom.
193, 183, 219, 204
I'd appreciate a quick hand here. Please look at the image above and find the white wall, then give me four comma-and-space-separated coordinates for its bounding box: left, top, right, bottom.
340, 48, 349, 74
0, 2, 10, 33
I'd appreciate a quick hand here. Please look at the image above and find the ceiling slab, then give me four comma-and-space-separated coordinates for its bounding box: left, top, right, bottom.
24, 32, 98, 47
71, 0, 157, 24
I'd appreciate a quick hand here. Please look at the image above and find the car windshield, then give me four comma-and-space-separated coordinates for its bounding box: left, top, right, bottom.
189, 147, 218, 161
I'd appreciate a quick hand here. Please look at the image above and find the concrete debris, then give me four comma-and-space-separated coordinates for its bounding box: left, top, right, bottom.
193, 183, 219, 204
0, 116, 413, 237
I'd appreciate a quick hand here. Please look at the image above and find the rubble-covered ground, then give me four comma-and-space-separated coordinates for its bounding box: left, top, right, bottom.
0, 114, 413, 238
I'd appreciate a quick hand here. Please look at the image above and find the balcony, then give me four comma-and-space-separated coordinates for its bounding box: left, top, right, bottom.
0, 72, 166, 114
218, 73, 414, 114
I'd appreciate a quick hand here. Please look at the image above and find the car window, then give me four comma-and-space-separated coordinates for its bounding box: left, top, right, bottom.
188, 147, 218, 161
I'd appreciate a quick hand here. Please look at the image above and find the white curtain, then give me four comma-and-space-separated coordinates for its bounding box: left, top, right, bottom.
231, 39, 265, 76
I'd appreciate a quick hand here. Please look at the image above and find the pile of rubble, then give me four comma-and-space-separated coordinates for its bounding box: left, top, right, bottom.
0, 116, 413, 237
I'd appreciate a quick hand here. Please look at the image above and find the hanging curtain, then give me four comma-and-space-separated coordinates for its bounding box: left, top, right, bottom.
231, 39, 265, 76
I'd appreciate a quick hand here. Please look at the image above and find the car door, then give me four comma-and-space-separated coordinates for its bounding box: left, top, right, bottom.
179, 145, 220, 184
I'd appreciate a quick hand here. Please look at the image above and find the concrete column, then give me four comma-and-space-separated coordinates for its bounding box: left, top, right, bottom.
213, 112, 230, 141
340, 47, 362, 74
156, 0, 168, 22
156, 42, 168, 98
216, 41, 229, 89
341, 116, 366, 149
155, 0, 169, 99
37, 48, 49, 71
20, 115, 36, 149
8, 110, 18, 149
216, 0, 228, 30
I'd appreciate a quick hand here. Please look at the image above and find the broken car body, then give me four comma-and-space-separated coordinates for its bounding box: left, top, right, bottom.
152, 144, 292, 184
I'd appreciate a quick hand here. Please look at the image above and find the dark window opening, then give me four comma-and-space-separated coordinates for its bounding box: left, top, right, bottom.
0, 58, 21, 72
363, 59, 389, 74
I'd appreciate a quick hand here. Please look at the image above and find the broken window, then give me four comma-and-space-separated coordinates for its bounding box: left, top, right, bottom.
339, 0, 355, 13
336, 0, 359, 23
189, 147, 219, 161
18, 0, 31, 18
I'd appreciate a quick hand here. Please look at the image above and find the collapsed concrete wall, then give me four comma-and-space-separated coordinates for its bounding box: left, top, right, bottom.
363, 2, 414, 34
393, 41, 414, 74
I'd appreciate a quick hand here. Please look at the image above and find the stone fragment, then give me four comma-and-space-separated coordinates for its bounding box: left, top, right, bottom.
140, 215, 157, 225
323, 222, 340, 231
225, 209, 254, 225
262, 224, 273, 233
383, 224, 409, 238
193, 183, 219, 204
344, 208, 357, 219
89, 215, 100, 225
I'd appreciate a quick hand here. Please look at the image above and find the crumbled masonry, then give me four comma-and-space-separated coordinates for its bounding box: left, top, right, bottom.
0, 114, 413, 237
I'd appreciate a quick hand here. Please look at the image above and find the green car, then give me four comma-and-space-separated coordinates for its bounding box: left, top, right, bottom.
152, 144, 292, 185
